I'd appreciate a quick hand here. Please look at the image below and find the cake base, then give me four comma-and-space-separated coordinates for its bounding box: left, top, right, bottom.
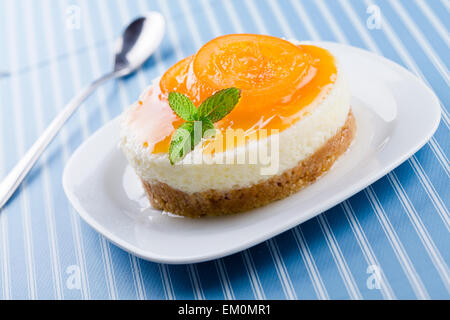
142, 110, 356, 218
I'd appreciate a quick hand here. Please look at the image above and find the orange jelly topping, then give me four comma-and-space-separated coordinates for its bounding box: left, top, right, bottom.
130, 34, 337, 154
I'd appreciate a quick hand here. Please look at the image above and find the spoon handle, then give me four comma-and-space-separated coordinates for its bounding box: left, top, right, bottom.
0, 70, 119, 209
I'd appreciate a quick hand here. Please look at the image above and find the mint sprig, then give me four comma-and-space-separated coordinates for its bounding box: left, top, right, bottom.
168, 88, 241, 164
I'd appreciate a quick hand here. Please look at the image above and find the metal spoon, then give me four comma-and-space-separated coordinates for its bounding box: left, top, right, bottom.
0, 11, 165, 209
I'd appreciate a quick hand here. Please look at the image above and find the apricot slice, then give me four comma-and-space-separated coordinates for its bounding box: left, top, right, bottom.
193, 34, 308, 108
160, 55, 215, 106
160, 56, 192, 98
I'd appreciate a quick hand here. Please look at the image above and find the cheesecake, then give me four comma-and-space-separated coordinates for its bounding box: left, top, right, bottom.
120, 34, 355, 217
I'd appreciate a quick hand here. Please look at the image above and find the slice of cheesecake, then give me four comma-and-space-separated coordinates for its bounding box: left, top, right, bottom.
120, 34, 355, 217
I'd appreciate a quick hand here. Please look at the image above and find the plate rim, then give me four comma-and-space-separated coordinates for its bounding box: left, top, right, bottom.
62, 41, 441, 264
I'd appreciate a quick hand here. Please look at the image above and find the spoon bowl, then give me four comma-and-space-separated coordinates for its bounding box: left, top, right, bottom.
114, 11, 165, 75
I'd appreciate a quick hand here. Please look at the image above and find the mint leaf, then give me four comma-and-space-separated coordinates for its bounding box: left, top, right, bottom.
197, 88, 241, 123
168, 122, 195, 164
200, 117, 216, 138
169, 121, 208, 164
168, 92, 197, 121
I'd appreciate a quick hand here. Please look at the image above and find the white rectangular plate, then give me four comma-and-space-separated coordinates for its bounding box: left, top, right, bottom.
63, 42, 441, 264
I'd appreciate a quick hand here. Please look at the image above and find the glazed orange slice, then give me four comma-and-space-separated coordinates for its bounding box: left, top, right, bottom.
193, 34, 309, 109
160, 56, 193, 98
160, 56, 216, 106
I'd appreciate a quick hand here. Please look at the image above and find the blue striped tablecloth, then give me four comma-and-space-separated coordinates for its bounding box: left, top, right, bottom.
0, 0, 448, 300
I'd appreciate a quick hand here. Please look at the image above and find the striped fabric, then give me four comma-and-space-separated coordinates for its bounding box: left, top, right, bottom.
0, 0, 448, 300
